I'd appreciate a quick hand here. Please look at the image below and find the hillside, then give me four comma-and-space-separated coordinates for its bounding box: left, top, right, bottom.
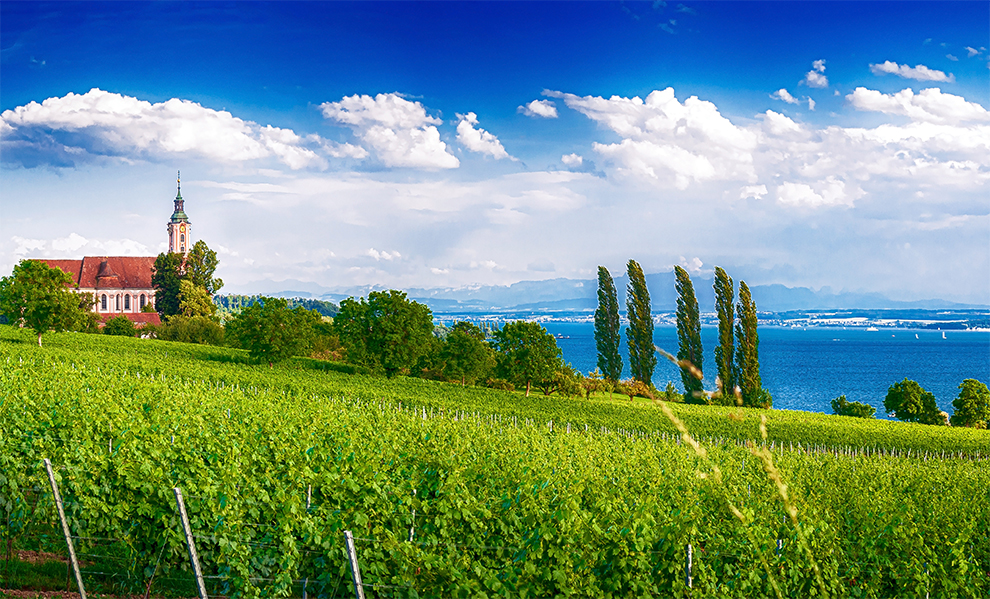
3, 327, 988, 597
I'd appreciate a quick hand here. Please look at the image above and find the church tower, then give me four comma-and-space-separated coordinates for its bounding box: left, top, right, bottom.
167, 171, 191, 255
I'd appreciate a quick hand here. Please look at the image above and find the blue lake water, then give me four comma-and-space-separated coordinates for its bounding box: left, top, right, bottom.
538, 322, 990, 419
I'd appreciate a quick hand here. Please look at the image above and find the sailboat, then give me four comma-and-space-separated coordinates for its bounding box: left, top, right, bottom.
942, 331, 947, 339
915, 333, 919, 339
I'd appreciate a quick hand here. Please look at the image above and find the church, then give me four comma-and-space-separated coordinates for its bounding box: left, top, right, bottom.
39, 173, 192, 327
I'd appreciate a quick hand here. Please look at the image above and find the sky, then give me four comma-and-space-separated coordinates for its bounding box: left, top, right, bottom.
2, 1, 988, 303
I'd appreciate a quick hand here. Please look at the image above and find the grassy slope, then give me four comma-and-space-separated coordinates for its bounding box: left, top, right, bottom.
2, 325, 985, 456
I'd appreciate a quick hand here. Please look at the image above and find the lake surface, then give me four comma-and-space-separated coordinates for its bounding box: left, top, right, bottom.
538, 322, 990, 419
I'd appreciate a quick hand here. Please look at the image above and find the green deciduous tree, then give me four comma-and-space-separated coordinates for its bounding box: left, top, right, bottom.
178, 279, 218, 318
735, 281, 771, 408
831, 395, 876, 419
883, 378, 945, 425
440, 322, 494, 385
184, 240, 224, 295
156, 315, 225, 346
332, 290, 434, 377
0, 259, 87, 346
227, 297, 320, 366
626, 260, 656, 386
675, 265, 704, 403
151, 252, 184, 317
713, 266, 736, 400
594, 266, 622, 382
949, 379, 990, 429
103, 314, 137, 337
492, 321, 563, 397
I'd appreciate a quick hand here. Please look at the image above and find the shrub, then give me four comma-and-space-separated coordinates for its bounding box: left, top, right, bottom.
102, 315, 137, 337
483, 378, 515, 392
831, 395, 876, 419
157, 315, 224, 346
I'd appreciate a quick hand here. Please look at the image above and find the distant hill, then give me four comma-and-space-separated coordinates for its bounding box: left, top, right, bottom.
223, 272, 988, 314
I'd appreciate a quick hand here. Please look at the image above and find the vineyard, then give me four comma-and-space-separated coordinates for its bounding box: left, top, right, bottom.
2, 326, 989, 598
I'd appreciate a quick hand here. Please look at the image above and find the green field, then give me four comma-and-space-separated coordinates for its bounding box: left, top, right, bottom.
2, 326, 988, 598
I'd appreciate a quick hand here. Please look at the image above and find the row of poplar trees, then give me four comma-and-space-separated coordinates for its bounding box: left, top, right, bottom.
594, 260, 770, 407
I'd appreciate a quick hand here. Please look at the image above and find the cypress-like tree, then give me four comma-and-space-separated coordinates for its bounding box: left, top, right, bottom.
626, 260, 656, 385
594, 266, 623, 382
713, 266, 736, 401
735, 281, 771, 408
675, 266, 705, 402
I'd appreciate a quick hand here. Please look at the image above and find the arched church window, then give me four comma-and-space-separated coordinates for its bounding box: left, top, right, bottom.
124, 295, 131, 310
140, 294, 146, 309
101, 294, 107, 310
115, 295, 120, 311
180, 234, 185, 243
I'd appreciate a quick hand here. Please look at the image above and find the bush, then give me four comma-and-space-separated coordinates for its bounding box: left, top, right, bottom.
617, 379, 655, 402
831, 395, 876, 419
156, 315, 224, 346
102, 315, 137, 337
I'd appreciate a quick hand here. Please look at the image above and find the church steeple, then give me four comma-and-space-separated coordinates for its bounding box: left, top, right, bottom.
167, 171, 192, 255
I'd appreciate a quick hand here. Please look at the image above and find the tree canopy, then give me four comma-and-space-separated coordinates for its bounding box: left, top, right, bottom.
0, 259, 87, 346
626, 260, 656, 386
883, 378, 945, 425
332, 290, 434, 377
831, 395, 876, 419
184, 240, 224, 295
675, 266, 704, 403
735, 281, 771, 408
713, 266, 735, 401
594, 266, 622, 382
492, 321, 563, 397
949, 379, 989, 429
152, 241, 223, 318
440, 321, 494, 385
151, 252, 185, 318
227, 297, 320, 366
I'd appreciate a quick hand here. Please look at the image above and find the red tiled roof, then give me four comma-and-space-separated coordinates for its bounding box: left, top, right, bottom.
39, 256, 157, 289
99, 312, 162, 327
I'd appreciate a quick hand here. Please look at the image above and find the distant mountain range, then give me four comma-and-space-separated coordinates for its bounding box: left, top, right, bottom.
223, 272, 989, 314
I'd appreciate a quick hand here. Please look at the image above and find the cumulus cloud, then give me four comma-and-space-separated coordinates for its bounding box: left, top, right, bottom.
869, 61, 955, 82
801, 59, 828, 88
965, 46, 980, 58
561, 153, 583, 167
739, 184, 768, 200
12, 233, 152, 257
771, 88, 800, 104
546, 87, 757, 188
679, 256, 704, 274
846, 87, 989, 124
518, 99, 558, 118
321, 93, 459, 169
0, 88, 341, 169
776, 177, 858, 208
366, 248, 401, 261
808, 98, 816, 111
456, 112, 513, 160
946, 54, 959, 62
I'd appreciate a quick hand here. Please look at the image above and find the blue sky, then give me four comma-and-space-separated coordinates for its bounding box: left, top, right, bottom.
2, 1, 988, 303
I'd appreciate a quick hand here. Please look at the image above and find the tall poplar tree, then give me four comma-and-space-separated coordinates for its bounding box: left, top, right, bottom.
735, 281, 771, 408
594, 266, 622, 382
713, 266, 736, 401
625, 260, 656, 386
675, 266, 704, 403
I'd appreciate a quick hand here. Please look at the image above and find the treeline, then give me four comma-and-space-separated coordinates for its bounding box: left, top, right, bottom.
214, 294, 339, 318
831, 378, 989, 428
594, 260, 770, 407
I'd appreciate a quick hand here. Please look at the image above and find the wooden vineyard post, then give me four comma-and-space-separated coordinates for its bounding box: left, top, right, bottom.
344, 530, 366, 599
685, 543, 693, 590
173, 488, 208, 599
44, 459, 87, 599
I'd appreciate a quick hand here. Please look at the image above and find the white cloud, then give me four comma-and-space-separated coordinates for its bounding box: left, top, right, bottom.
808, 98, 816, 111
846, 87, 990, 124
739, 184, 768, 200
0, 88, 333, 169
802, 60, 829, 88
561, 153, 583, 167
771, 88, 800, 104
50, 232, 88, 252
946, 54, 959, 62
455, 112, 513, 160
10, 233, 152, 258
776, 177, 857, 208
518, 99, 558, 118
869, 61, 955, 83
679, 256, 704, 274
965, 46, 980, 58
547, 88, 758, 188
366, 248, 401, 261
321, 93, 459, 169
12, 236, 45, 256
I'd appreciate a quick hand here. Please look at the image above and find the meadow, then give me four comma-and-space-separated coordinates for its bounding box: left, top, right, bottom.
2, 326, 988, 597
